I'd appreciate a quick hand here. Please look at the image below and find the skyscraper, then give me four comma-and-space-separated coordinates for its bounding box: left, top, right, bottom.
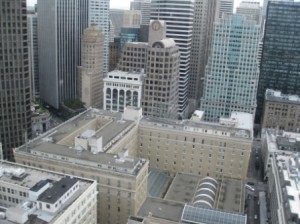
189, 0, 217, 111
151, 0, 194, 118
38, 0, 109, 109
262, 0, 293, 18
38, 0, 88, 109
256, 1, 300, 123
130, 0, 151, 25
27, 10, 39, 100
215, 0, 234, 19
0, 0, 32, 159
88, 0, 110, 74
118, 20, 180, 119
201, 15, 260, 121
110, 9, 125, 37
77, 26, 104, 109
236, 0, 262, 24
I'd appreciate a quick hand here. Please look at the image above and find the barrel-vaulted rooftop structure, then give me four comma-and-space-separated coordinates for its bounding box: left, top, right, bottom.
193, 176, 218, 208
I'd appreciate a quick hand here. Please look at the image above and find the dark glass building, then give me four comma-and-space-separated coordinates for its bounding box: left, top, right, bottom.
0, 0, 32, 159
256, 1, 300, 123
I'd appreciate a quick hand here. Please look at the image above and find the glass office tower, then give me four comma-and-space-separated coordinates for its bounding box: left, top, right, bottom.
256, 1, 300, 123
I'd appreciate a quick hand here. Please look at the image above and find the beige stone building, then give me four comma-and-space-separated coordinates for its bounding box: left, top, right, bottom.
262, 89, 300, 132
0, 160, 97, 224
14, 108, 253, 223
138, 112, 253, 180
14, 108, 148, 224
77, 26, 104, 109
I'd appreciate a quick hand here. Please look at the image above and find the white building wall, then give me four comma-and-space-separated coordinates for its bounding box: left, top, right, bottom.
104, 71, 144, 112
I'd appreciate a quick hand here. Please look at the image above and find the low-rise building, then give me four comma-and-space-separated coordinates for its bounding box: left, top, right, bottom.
14, 108, 253, 223
0, 160, 97, 224
104, 70, 144, 112
262, 89, 300, 132
128, 171, 246, 224
14, 108, 148, 224
266, 152, 300, 224
261, 129, 300, 177
138, 112, 253, 180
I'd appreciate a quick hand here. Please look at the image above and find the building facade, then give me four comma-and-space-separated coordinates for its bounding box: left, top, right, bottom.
215, 0, 234, 19
138, 112, 253, 180
38, 0, 89, 108
120, 27, 141, 51
262, 89, 300, 132
189, 0, 217, 110
0, 161, 97, 224
143, 37, 180, 119
88, 0, 110, 74
77, 26, 104, 109
150, 0, 194, 118
264, 150, 300, 224
262, 0, 293, 18
0, 0, 32, 160
130, 0, 151, 25
104, 70, 144, 112
118, 21, 181, 119
256, 1, 300, 123
236, 0, 262, 24
110, 9, 125, 37
27, 12, 39, 100
109, 37, 121, 71
201, 15, 260, 122
123, 10, 142, 28
38, 0, 109, 109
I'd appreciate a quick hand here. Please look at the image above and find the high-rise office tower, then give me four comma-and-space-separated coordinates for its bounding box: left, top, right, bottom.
123, 10, 142, 28
262, 0, 293, 18
109, 20, 115, 42
151, 0, 194, 118
189, 0, 217, 111
88, 0, 110, 75
236, 0, 262, 24
120, 10, 142, 51
256, 1, 300, 123
0, 0, 32, 160
77, 26, 104, 109
215, 0, 234, 19
38, 0, 88, 109
27, 10, 39, 100
38, 0, 109, 109
201, 15, 260, 122
130, 0, 151, 25
118, 20, 180, 119
110, 9, 125, 37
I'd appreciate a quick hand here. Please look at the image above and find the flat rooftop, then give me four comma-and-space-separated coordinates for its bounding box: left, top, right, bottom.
15, 109, 147, 176
265, 89, 300, 105
0, 161, 94, 224
164, 173, 245, 213
138, 197, 184, 222
140, 115, 253, 140
164, 173, 199, 203
274, 153, 300, 219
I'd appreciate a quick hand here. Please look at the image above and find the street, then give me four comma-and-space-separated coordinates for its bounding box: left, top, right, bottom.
246, 140, 267, 224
